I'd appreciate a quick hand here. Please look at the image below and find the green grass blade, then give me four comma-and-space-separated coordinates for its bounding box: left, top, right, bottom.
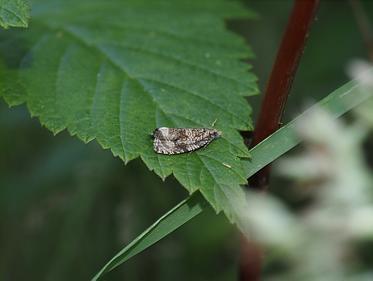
92, 192, 209, 281
244, 76, 372, 176
93, 75, 372, 280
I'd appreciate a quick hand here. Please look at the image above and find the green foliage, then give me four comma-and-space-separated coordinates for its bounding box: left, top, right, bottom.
0, 0, 30, 29
93, 73, 373, 279
0, 0, 258, 220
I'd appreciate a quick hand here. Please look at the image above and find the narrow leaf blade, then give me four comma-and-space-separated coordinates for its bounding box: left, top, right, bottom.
243, 75, 373, 176
92, 192, 209, 281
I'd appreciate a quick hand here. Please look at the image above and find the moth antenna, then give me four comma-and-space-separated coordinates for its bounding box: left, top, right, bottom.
211, 118, 218, 127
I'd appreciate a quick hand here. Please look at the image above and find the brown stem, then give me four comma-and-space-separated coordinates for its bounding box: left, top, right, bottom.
349, 0, 373, 62
249, 0, 319, 190
239, 235, 262, 281
239, 1, 319, 280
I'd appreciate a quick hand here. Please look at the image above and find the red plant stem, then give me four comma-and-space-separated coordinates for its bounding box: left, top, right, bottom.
249, 0, 319, 190
239, 236, 262, 281
239, 1, 319, 281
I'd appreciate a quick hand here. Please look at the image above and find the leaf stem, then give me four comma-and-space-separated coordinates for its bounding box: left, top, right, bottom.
240, 1, 319, 280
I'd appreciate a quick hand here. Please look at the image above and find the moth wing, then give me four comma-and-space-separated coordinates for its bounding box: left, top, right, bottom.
174, 136, 214, 153
153, 127, 220, 155
153, 138, 177, 155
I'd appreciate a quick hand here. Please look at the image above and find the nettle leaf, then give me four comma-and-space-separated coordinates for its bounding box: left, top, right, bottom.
0, 0, 30, 29
0, 0, 258, 221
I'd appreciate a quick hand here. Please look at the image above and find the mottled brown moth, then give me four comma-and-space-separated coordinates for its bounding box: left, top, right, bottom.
153, 127, 221, 155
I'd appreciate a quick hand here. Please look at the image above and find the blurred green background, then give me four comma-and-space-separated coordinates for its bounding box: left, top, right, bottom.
0, 0, 371, 280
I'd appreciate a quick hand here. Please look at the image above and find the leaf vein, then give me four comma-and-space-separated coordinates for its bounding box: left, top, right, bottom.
110, 43, 250, 88
139, 78, 246, 126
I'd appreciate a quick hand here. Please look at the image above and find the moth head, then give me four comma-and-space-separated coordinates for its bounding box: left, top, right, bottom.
212, 129, 222, 138
153, 127, 169, 138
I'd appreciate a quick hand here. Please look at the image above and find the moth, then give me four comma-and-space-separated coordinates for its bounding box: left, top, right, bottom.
153, 127, 221, 155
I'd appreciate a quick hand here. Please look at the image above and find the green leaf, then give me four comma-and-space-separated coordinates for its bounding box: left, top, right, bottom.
92, 72, 373, 280
0, 0, 30, 29
92, 192, 209, 281
0, 0, 257, 220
